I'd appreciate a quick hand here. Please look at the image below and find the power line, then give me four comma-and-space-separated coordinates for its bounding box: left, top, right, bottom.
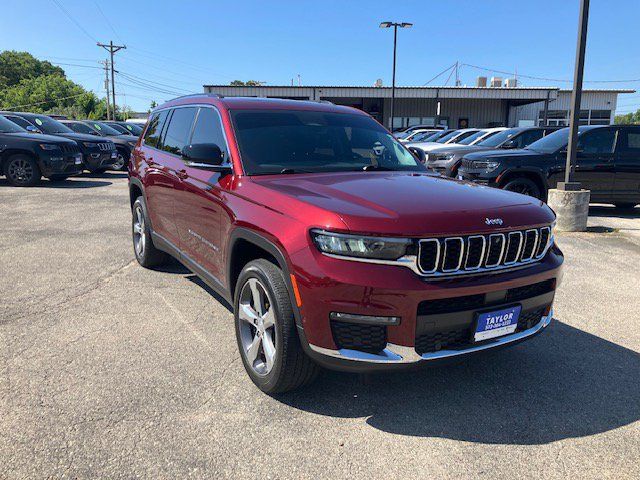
462, 63, 640, 84
92, 1, 125, 44
2, 91, 93, 110
49, 0, 97, 42
423, 63, 456, 86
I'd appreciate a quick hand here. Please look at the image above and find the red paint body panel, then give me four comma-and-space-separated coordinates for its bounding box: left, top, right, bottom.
130, 95, 563, 356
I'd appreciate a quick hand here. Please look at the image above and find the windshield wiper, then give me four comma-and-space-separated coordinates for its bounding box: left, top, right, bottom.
280, 168, 312, 174
362, 165, 395, 171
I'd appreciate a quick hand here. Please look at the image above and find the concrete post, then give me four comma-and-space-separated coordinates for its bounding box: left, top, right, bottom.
547, 188, 591, 232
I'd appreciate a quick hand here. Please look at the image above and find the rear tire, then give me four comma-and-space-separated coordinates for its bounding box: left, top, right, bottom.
234, 259, 319, 394
132, 196, 169, 268
4, 154, 41, 187
502, 177, 542, 199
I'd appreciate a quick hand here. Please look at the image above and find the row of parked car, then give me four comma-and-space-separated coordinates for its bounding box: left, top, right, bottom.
398, 124, 640, 208
0, 112, 143, 186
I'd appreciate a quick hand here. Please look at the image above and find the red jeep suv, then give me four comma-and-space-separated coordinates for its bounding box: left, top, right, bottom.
129, 94, 563, 393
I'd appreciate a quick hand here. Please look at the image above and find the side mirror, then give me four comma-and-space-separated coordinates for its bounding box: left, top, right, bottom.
181, 143, 230, 171
501, 140, 517, 149
26, 125, 41, 134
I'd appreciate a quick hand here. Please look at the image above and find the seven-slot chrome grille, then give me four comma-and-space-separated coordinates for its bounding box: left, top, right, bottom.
98, 142, 115, 151
417, 226, 551, 277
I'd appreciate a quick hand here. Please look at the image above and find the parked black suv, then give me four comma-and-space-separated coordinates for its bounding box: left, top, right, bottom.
103, 120, 143, 136
423, 127, 559, 177
458, 125, 640, 207
0, 115, 83, 186
61, 120, 137, 171
2, 112, 118, 173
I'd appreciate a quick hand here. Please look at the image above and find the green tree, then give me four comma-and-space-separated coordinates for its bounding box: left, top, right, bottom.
615, 110, 640, 124
0, 51, 65, 89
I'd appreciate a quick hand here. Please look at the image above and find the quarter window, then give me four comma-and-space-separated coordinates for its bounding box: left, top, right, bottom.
162, 107, 197, 154
143, 110, 169, 148
619, 130, 640, 152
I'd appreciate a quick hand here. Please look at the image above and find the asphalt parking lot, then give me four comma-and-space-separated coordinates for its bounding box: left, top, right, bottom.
1, 175, 639, 479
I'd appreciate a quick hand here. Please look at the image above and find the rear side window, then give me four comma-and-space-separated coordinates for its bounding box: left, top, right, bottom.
619, 129, 640, 153
143, 110, 169, 148
578, 128, 616, 154
514, 129, 544, 148
190, 107, 230, 163
161, 107, 197, 155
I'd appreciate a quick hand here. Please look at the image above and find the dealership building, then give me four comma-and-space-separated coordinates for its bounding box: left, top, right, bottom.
204, 81, 632, 130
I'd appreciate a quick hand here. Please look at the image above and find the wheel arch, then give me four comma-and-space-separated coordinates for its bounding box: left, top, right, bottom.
497, 168, 548, 198
226, 228, 302, 328
129, 177, 145, 210
1, 148, 39, 172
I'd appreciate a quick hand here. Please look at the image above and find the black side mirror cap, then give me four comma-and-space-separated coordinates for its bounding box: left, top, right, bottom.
181, 143, 231, 172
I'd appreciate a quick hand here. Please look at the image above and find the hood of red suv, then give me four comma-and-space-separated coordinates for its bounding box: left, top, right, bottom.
249, 171, 554, 236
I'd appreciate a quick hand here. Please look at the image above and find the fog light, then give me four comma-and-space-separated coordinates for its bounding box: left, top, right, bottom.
329, 312, 401, 326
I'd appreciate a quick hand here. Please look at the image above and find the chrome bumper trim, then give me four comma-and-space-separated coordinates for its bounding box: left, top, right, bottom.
309, 309, 553, 364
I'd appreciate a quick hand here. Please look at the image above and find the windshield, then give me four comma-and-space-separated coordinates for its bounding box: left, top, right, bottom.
106, 123, 130, 134
231, 110, 425, 175
68, 122, 99, 135
458, 130, 492, 145
26, 115, 74, 134
0, 115, 26, 133
122, 123, 143, 135
525, 127, 575, 153
476, 128, 518, 147
411, 131, 442, 143
89, 122, 123, 136
435, 130, 462, 144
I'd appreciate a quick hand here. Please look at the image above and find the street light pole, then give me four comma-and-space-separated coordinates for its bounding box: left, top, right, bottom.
380, 21, 413, 131
560, 0, 590, 191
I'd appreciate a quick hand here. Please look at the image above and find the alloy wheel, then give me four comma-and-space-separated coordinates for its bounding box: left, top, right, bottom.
7, 158, 34, 183
133, 205, 146, 257
238, 278, 277, 376
112, 153, 126, 170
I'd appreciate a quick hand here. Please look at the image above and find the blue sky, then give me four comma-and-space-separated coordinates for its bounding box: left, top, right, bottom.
2, 0, 639, 112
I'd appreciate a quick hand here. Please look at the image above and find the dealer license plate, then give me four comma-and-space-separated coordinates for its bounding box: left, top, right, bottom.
474, 305, 521, 341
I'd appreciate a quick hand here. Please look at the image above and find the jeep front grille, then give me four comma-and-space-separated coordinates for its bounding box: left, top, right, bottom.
98, 142, 115, 151
417, 226, 551, 277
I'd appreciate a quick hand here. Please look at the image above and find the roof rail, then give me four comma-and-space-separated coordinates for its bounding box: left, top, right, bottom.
171, 93, 223, 100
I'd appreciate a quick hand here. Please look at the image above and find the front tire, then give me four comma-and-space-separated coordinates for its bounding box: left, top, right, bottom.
132, 196, 169, 268
234, 259, 318, 394
4, 154, 41, 186
112, 149, 128, 171
502, 177, 542, 199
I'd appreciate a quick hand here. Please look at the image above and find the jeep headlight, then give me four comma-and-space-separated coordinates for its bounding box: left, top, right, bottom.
127, 141, 137, 147
311, 229, 412, 260
82, 142, 98, 148
39, 144, 59, 151
471, 160, 500, 172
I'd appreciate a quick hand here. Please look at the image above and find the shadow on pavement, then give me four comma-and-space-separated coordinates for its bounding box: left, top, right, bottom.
155, 257, 233, 312
590, 204, 640, 219
276, 319, 640, 445
0, 178, 112, 188
83, 171, 128, 180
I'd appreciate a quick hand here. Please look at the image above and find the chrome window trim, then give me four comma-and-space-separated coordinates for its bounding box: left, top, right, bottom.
504, 231, 523, 265
464, 235, 486, 270
521, 229, 539, 261
484, 233, 506, 268
417, 238, 441, 274
442, 237, 464, 272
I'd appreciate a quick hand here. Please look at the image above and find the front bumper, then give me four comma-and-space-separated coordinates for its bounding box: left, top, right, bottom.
307, 309, 552, 370
292, 242, 563, 372
457, 167, 500, 186
83, 150, 118, 170
40, 152, 83, 177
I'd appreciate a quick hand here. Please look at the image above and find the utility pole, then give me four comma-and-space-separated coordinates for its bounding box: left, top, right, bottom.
98, 41, 126, 120
101, 60, 111, 120
561, 0, 589, 190
546, 0, 591, 233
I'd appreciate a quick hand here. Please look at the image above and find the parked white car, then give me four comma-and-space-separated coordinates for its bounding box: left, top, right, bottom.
406, 128, 480, 153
